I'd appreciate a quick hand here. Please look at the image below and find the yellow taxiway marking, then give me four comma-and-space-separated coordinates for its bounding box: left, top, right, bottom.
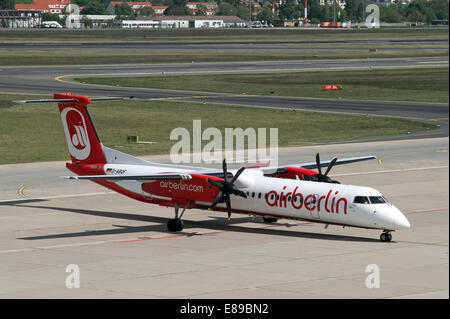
17, 184, 33, 199
17, 177, 59, 199
54, 74, 75, 85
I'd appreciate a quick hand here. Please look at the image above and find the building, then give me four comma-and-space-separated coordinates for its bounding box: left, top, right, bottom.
107, 2, 167, 15
319, 0, 346, 10
185, 2, 218, 16
67, 14, 116, 28
151, 6, 168, 15
118, 15, 245, 28
373, 0, 413, 6
107, 1, 152, 14
15, 0, 71, 14
0, 9, 42, 28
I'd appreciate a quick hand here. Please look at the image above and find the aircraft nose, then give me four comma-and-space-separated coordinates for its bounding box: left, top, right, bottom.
395, 212, 411, 230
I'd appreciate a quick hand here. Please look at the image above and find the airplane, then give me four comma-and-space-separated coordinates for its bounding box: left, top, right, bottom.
15, 93, 411, 242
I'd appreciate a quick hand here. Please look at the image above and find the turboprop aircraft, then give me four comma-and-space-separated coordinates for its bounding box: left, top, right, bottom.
15, 93, 410, 242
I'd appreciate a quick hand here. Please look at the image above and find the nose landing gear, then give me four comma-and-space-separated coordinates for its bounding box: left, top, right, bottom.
380, 231, 392, 242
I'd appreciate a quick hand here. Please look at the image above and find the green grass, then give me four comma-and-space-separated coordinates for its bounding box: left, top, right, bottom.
0, 93, 436, 164
77, 68, 450, 104
0, 48, 447, 66
1, 28, 448, 43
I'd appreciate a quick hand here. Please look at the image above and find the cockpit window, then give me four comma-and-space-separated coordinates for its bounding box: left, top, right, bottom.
354, 196, 370, 204
369, 196, 386, 204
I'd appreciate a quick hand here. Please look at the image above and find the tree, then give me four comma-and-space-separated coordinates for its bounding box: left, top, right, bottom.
310, 0, 326, 22
0, 0, 15, 10
81, 16, 93, 28
81, 1, 108, 15
138, 6, 155, 17
344, 0, 369, 22
407, 8, 425, 22
278, 0, 302, 22
430, 0, 449, 20
257, 3, 275, 24
218, 2, 237, 16
164, 5, 189, 16
115, 2, 136, 20
380, 6, 403, 23
236, 6, 250, 20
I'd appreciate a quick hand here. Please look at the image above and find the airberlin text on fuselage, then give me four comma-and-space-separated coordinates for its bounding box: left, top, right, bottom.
265, 186, 348, 214
159, 180, 204, 193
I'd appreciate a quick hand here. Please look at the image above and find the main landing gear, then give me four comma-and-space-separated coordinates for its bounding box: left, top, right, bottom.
167, 201, 191, 232
380, 231, 392, 242
263, 217, 278, 224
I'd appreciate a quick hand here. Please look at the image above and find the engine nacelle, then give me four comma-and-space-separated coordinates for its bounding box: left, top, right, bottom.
266, 167, 318, 180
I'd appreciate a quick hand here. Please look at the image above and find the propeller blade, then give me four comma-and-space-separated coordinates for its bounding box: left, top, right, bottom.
232, 188, 248, 199
222, 158, 228, 182
324, 157, 339, 176
207, 178, 223, 189
230, 166, 246, 183
224, 196, 232, 220
210, 190, 223, 209
316, 152, 322, 175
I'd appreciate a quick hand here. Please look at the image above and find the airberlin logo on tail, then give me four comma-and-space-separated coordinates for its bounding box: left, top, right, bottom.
61, 107, 91, 160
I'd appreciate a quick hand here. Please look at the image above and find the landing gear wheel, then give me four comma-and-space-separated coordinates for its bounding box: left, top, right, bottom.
167, 219, 184, 232
380, 232, 392, 242
263, 217, 278, 223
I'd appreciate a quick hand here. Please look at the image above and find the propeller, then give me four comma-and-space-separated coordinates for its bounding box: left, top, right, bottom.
207, 159, 248, 220
312, 152, 340, 184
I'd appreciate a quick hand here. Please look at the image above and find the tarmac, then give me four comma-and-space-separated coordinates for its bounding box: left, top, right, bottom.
0, 137, 448, 298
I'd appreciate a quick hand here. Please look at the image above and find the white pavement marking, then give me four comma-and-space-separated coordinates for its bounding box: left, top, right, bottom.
0, 191, 115, 203
331, 165, 449, 177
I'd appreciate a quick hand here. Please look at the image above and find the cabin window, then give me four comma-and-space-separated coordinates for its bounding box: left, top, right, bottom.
252, 192, 255, 198
287, 196, 291, 202
258, 193, 261, 199
369, 196, 386, 204
354, 196, 370, 204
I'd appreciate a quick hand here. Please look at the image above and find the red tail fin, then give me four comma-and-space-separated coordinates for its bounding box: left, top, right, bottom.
56, 93, 106, 164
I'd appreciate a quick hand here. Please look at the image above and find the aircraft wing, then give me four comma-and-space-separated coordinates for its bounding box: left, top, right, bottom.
63, 171, 233, 182
64, 156, 375, 181
255, 156, 376, 175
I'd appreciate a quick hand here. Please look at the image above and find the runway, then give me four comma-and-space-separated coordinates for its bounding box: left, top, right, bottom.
1, 39, 448, 50
2, 57, 448, 140
0, 137, 447, 298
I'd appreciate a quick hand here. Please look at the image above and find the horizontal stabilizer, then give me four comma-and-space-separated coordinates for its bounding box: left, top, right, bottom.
13, 97, 132, 104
